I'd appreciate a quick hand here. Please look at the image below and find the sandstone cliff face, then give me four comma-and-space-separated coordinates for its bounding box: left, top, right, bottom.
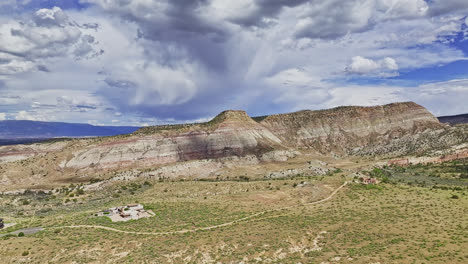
63, 110, 283, 170
256, 102, 441, 152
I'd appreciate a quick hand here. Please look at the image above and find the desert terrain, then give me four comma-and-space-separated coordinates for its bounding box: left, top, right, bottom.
0, 102, 467, 263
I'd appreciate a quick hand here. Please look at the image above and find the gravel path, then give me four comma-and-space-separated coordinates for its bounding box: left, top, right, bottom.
0, 227, 44, 237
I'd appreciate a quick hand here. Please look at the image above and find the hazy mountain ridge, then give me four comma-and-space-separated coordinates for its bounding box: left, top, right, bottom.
438, 113, 468, 125
0, 120, 140, 141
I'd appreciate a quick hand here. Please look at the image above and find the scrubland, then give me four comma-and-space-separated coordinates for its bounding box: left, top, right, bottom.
1, 160, 467, 263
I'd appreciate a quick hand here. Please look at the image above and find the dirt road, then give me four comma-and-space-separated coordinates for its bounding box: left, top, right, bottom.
52, 181, 349, 236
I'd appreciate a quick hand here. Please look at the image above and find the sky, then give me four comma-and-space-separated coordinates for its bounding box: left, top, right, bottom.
0, 0, 467, 126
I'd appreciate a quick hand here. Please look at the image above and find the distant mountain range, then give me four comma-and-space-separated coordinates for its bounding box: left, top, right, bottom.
0, 120, 140, 145
438, 114, 468, 125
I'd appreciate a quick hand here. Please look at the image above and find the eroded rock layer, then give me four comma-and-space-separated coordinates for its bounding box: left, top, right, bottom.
0, 102, 455, 189
256, 102, 441, 152
63, 110, 283, 170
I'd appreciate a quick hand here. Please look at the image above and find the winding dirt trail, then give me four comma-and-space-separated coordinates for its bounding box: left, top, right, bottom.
50, 181, 348, 236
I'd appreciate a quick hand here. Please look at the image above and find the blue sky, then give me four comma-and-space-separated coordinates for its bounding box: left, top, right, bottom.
0, 0, 467, 125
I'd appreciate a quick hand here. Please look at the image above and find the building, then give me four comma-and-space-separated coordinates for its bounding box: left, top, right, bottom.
360, 177, 378, 184
98, 204, 155, 222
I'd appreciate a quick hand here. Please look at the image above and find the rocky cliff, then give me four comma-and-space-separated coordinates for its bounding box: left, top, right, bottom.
255, 102, 442, 152
0, 102, 452, 188
63, 110, 283, 170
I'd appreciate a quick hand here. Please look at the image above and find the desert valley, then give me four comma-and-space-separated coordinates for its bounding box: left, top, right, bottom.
0, 102, 467, 263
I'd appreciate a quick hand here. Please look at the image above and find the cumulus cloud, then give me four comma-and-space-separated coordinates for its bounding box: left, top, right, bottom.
0, 6, 101, 75
34, 6, 69, 27
102, 62, 198, 106
346, 56, 399, 76
292, 0, 431, 40
15, 110, 50, 121
293, 0, 376, 40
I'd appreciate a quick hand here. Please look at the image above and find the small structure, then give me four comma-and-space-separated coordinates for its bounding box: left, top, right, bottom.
98, 204, 155, 222
359, 177, 378, 185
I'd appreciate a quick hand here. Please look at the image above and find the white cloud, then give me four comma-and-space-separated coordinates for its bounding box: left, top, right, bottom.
15, 110, 50, 121
376, 0, 428, 19
0, 113, 6, 120
0, 7, 101, 76
34, 6, 68, 27
346, 56, 399, 76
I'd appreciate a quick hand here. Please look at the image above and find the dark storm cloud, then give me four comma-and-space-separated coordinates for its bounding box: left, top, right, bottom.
427, 0, 468, 16
37, 65, 50, 72
227, 0, 309, 27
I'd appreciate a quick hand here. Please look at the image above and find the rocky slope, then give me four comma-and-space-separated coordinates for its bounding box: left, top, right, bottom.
1, 102, 461, 190
62, 110, 283, 171
256, 102, 442, 152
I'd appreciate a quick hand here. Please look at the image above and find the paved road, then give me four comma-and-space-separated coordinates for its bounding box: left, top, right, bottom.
0, 227, 43, 237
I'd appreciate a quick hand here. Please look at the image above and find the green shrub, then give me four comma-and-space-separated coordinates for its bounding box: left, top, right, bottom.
22, 251, 29, 256
18, 232, 24, 237
238, 175, 250, 181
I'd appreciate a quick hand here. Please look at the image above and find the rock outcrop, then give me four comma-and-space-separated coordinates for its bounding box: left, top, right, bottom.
255, 102, 441, 152
63, 110, 283, 170
1, 101, 455, 189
